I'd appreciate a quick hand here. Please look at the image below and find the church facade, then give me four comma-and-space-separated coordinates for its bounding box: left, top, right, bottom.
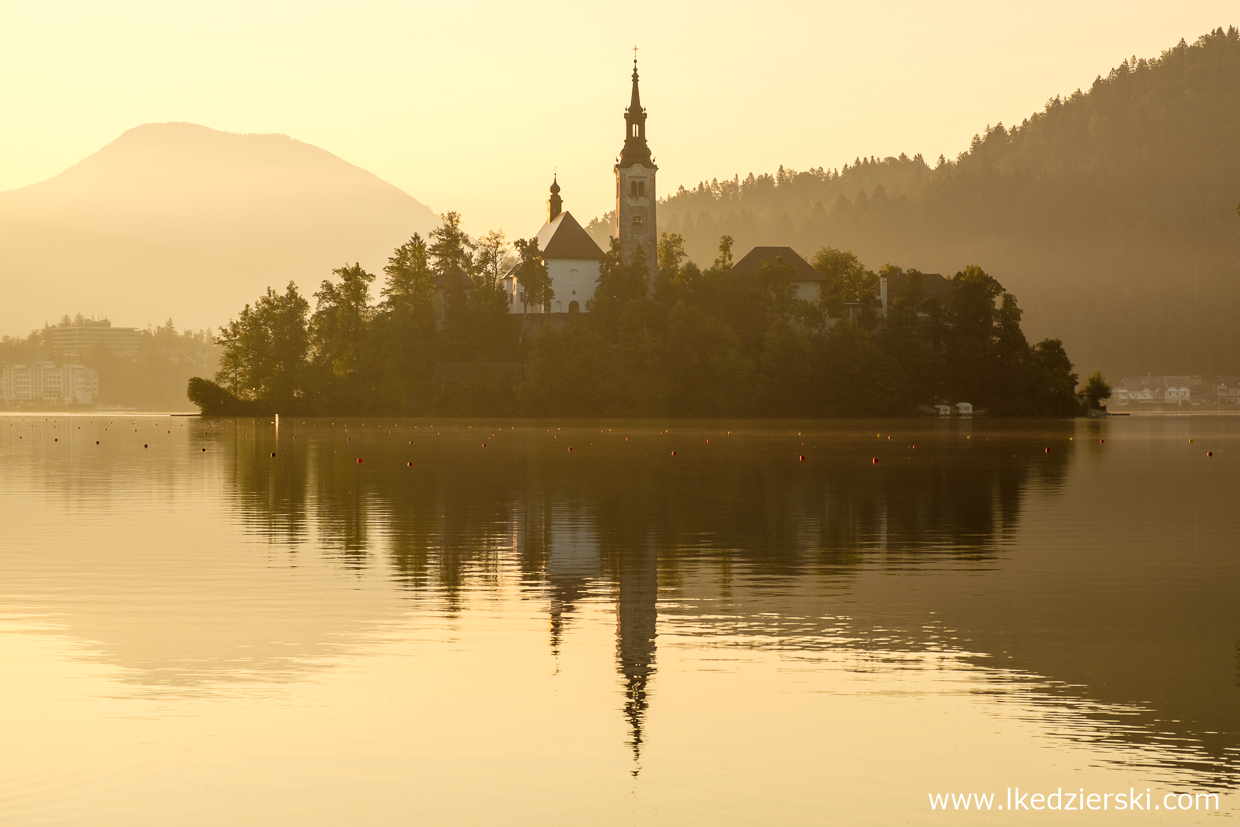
504, 58, 657, 315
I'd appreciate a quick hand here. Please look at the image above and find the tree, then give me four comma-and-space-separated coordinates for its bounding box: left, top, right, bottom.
663, 304, 752, 416
520, 325, 624, 416
214, 282, 310, 405
1080, 370, 1112, 410
942, 265, 1004, 404
654, 232, 700, 308
374, 235, 437, 411
590, 238, 650, 331
310, 264, 375, 379
428, 211, 476, 278
513, 237, 552, 313
811, 247, 874, 318
473, 230, 511, 292
713, 235, 734, 271
381, 234, 435, 316
469, 229, 516, 358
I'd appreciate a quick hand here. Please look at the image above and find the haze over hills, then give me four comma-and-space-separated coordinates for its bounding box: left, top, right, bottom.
0, 122, 439, 335
5, 29, 1238, 384
588, 27, 1240, 379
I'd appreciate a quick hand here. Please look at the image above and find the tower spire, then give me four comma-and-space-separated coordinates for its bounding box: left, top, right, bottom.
548, 173, 562, 221
618, 52, 652, 169
629, 48, 642, 112
615, 52, 658, 280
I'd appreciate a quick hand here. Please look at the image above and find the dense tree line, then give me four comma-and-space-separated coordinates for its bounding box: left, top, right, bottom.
520, 236, 1080, 416
194, 212, 522, 415
585, 28, 1240, 379
189, 212, 1084, 417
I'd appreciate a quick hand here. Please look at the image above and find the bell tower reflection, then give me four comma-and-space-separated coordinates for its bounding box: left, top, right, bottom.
616, 541, 658, 773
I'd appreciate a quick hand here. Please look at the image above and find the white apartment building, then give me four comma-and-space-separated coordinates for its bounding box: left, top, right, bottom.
1, 362, 99, 406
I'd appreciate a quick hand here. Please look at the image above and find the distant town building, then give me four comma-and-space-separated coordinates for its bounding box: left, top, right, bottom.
1163, 376, 1193, 404
51, 318, 138, 362
1116, 376, 1165, 404
1, 362, 98, 405
1214, 377, 1240, 405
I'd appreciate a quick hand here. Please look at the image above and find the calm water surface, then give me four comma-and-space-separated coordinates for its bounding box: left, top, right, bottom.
1, 414, 1238, 824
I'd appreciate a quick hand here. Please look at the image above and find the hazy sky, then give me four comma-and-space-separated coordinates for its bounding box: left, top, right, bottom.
1, 1, 1234, 237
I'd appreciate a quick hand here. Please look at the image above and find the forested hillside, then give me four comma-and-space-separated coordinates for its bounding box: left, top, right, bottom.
588, 27, 1240, 377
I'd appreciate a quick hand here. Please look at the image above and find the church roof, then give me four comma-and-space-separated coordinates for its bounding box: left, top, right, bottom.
535, 211, 605, 261
730, 246, 823, 281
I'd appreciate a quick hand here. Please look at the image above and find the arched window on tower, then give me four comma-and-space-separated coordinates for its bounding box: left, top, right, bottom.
638, 181, 646, 196
632, 215, 643, 225
630, 181, 638, 197
632, 124, 638, 138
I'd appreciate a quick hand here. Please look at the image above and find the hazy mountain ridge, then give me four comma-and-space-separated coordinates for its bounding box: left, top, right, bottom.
0, 122, 439, 335
589, 27, 1240, 377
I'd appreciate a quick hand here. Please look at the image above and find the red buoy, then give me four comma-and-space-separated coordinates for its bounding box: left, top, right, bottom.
270, 452, 276, 458
357, 457, 363, 464
799, 455, 805, 461
872, 457, 879, 465
1044, 447, 1050, 453
1207, 451, 1214, 457
201, 448, 205, 452
407, 461, 413, 467
671, 451, 677, 456
568, 447, 573, 452
144, 444, 148, 448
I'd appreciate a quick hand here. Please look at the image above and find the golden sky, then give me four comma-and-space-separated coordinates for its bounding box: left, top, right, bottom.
1, 0, 1234, 237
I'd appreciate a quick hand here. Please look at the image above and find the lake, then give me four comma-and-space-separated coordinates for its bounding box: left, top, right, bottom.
1, 414, 1237, 824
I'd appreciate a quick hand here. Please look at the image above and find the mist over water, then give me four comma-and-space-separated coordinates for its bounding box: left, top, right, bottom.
1, 415, 1237, 823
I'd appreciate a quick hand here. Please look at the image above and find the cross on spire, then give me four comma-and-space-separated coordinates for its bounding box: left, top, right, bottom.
633, 44, 638, 63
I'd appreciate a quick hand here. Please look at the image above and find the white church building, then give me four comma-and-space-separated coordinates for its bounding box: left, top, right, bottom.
503, 180, 606, 314
504, 57, 658, 315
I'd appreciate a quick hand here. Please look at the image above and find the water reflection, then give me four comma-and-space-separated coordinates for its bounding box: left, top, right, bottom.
4, 415, 1237, 799
215, 419, 1093, 771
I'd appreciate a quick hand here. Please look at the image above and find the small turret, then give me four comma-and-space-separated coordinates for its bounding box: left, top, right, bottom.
549, 175, 563, 221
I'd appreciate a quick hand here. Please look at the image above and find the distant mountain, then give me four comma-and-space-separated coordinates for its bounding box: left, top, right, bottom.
0, 123, 439, 335
589, 27, 1240, 378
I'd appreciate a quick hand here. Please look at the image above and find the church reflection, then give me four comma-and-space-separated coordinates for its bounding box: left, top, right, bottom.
213, 418, 1238, 788
518, 504, 655, 767
218, 420, 1073, 767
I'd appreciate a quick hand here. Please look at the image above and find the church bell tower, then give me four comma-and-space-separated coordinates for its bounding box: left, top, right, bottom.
615, 54, 658, 278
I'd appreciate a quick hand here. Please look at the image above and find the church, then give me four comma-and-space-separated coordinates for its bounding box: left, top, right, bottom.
503, 57, 658, 314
